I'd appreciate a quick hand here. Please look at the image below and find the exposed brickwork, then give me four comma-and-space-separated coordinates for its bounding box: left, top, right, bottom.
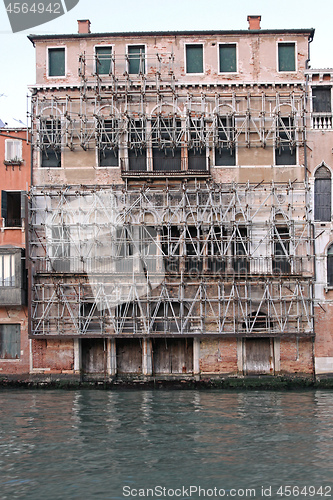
32, 339, 74, 372
280, 338, 313, 374
200, 338, 238, 374
314, 305, 333, 358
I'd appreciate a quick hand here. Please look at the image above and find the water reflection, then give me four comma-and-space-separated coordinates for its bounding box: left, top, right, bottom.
0, 390, 332, 499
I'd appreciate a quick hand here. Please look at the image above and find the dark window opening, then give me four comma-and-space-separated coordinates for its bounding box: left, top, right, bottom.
315, 165, 331, 221
275, 117, 296, 166
98, 118, 119, 167
48, 47, 65, 77
162, 226, 180, 273
0, 324, 20, 359
327, 244, 333, 287
312, 87, 331, 113
152, 302, 188, 334
41, 119, 62, 168
233, 226, 249, 274
152, 117, 182, 171
185, 226, 203, 274
242, 312, 273, 333
207, 226, 226, 273
80, 302, 103, 333
128, 45, 145, 74
186, 44, 203, 74
95, 46, 112, 75
215, 116, 235, 166
278, 43, 295, 72
187, 117, 206, 171
1, 191, 23, 227
116, 302, 141, 334
219, 44, 237, 73
273, 226, 291, 275
128, 119, 147, 171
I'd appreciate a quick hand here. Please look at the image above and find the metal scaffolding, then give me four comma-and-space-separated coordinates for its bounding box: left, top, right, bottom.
28, 182, 314, 337
31, 90, 306, 159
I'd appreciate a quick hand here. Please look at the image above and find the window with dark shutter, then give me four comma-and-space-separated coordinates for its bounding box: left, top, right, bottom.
315, 165, 331, 221
0, 324, 20, 359
327, 244, 333, 287
278, 43, 295, 72
48, 48, 65, 77
186, 45, 203, 74
95, 46, 112, 75
312, 87, 331, 113
128, 46, 145, 74
219, 44, 237, 73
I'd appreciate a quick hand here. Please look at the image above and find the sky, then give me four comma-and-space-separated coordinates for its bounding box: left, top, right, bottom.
0, 0, 333, 127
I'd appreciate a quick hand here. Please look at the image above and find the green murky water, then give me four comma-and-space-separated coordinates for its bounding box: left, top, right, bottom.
0, 390, 332, 499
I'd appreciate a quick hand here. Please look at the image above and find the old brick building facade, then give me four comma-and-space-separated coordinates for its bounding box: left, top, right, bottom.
24, 16, 323, 381
0, 128, 30, 376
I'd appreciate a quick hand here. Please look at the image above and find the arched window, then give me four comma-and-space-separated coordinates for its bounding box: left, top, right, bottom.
315, 165, 331, 221
327, 244, 333, 287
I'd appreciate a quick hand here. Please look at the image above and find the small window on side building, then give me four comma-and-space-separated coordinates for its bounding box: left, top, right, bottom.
5, 140, 22, 162
186, 45, 203, 74
327, 244, 333, 287
1, 191, 24, 228
315, 165, 331, 222
0, 254, 15, 286
48, 48, 65, 77
219, 44, 237, 73
278, 43, 295, 72
312, 87, 332, 113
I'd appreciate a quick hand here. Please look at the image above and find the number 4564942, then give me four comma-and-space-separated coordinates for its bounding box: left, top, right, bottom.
5, 3, 61, 14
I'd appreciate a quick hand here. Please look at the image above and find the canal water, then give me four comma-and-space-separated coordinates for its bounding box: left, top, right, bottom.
0, 390, 333, 500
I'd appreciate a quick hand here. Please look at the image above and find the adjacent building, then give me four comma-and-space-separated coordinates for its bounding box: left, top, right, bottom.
0, 127, 30, 376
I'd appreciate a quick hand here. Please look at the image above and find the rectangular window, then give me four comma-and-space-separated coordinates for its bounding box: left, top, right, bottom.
312, 87, 332, 113
0, 254, 15, 286
97, 118, 119, 167
215, 115, 236, 166
233, 227, 249, 274
128, 119, 147, 171
48, 47, 65, 77
219, 44, 237, 73
128, 45, 145, 74
186, 44, 203, 74
273, 226, 291, 274
162, 226, 180, 273
0, 324, 20, 359
1, 191, 24, 227
207, 226, 226, 273
51, 226, 70, 272
185, 226, 203, 273
40, 119, 62, 168
5, 140, 22, 161
187, 117, 206, 171
152, 117, 182, 171
275, 117, 296, 165
278, 43, 295, 72
95, 46, 112, 75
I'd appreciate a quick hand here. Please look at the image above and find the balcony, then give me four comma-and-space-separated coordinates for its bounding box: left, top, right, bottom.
121, 157, 210, 178
312, 113, 333, 130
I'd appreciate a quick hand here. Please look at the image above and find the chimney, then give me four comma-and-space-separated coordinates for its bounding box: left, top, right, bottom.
247, 15, 261, 30
78, 19, 91, 34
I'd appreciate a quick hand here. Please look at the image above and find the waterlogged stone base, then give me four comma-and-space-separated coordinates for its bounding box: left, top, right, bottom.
1, 373, 333, 389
